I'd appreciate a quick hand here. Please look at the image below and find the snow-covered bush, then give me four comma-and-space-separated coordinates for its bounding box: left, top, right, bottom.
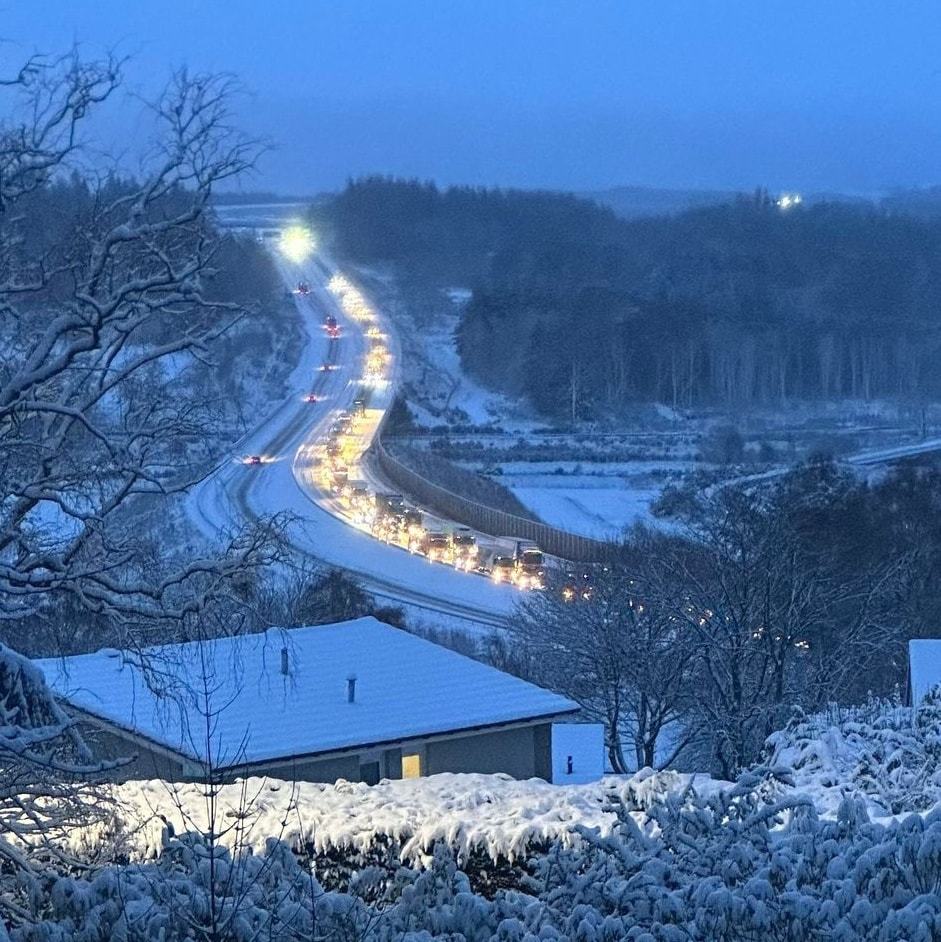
765, 689, 941, 816
523, 779, 941, 941
0, 644, 113, 922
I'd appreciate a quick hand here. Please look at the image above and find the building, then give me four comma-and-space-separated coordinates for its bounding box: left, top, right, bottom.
908, 638, 941, 706
35, 617, 580, 784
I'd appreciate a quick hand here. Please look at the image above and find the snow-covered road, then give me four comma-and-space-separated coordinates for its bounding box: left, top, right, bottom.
189, 249, 515, 630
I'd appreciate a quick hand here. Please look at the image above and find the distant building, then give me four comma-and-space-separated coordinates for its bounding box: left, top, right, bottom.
36, 617, 580, 785
907, 639, 941, 706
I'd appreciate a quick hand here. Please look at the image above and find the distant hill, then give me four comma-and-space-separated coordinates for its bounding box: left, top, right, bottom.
881, 186, 941, 219
317, 177, 941, 418
589, 185, 873, 219
586, 185, 738, 218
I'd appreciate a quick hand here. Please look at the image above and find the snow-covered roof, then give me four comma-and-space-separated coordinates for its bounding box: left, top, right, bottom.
908, 639, 941, 705
35, 618, 578, 768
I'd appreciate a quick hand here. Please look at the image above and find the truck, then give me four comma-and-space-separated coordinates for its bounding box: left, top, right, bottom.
514, 542, 545, 590
371, 493, 406, 541
374, 492, 406, 517
422, 530, 451, 563
349, 485, 373, 521
403, 509, 425, 552
330, 466, 349, 493
450, 527, 479, 571
489, 554, 516, 584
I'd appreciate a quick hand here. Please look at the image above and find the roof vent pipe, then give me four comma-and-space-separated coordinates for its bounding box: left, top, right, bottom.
281, 647, 289, 676
347, 674, 357, 703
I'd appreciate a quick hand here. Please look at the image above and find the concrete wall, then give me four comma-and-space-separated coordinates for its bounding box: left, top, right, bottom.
79, 722, 185, 782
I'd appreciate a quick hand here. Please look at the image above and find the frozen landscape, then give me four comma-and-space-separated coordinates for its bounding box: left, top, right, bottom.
3, 5, 941, 941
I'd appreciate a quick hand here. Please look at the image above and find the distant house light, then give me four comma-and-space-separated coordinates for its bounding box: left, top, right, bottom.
776, 192, 803, 210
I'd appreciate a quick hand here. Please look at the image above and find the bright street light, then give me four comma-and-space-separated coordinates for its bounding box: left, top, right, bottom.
776, 192, 802, 211
278, 225, 315, 263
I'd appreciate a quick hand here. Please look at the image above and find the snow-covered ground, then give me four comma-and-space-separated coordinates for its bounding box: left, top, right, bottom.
509, 479, 659, 538
358, 279, 532, 431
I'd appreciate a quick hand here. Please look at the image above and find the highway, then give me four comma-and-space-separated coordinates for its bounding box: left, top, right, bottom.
189, 248, 517, 631
196, 211, 941, 632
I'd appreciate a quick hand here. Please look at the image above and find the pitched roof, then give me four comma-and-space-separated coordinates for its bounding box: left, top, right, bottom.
35, 617, 578, 768
909, 639, 941, 705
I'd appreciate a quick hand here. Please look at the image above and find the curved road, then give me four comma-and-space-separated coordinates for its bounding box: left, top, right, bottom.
190, 251, 516, 630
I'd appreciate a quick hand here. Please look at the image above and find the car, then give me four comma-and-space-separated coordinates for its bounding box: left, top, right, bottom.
247, 455, 262, 466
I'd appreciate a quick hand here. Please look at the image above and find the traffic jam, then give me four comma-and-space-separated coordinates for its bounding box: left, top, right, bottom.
312, 273, 550, 592
243, 241, 563, 594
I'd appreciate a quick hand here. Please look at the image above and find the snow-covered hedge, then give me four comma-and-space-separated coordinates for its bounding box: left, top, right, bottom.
15, 780, 941, 941
78, 770, 704, 867
765, 689, 941, 817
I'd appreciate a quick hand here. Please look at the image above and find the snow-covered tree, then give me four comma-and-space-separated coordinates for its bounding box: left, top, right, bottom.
0, 49, 289, 931
636, 469, 906, 777
0, 52, 283, 631
0, 643, 118, 925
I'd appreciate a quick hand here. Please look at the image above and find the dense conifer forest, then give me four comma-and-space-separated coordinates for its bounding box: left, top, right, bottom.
316, 177, 941, 418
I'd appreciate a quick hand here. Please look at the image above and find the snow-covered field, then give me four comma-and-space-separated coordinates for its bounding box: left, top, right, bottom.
509, 479, 660, 538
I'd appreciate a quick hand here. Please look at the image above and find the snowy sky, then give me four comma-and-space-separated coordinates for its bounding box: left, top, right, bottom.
3, 0, 941, 194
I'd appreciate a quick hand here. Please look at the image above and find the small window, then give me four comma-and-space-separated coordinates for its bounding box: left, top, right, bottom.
402, 753, 422, 779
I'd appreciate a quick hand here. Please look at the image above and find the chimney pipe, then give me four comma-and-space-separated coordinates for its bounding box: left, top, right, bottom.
347, 674, 357, 703
280, 647, 289, 676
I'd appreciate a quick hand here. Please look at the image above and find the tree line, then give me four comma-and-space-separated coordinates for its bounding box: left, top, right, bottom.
315, 177, 941, 419
498, 460, 941, 778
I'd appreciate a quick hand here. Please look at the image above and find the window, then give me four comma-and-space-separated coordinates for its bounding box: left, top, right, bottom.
402, 753, 422, 779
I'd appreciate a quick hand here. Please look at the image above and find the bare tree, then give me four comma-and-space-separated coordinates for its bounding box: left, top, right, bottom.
0, 53, 283, 629
638, 475, 907, 777
510, 565, 699, 773
0, 50, 288, 920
